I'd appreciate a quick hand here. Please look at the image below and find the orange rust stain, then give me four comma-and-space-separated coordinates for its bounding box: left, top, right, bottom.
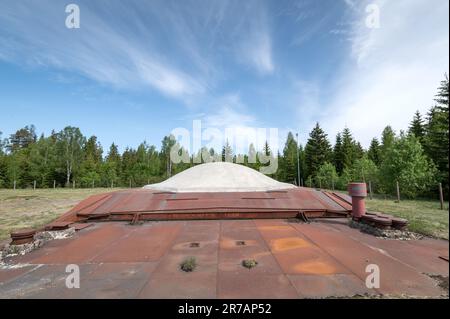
292, 260, 338, 274
270, 237, 310, 252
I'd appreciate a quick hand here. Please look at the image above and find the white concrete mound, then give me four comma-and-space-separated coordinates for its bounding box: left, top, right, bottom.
143, 162, 296, 193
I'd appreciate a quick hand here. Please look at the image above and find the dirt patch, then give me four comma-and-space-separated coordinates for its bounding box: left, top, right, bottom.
428, 274, 449, 295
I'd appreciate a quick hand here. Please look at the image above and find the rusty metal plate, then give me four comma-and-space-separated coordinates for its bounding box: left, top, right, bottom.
292, 222, 445, 297
51, 188, 352, 225
217, 272, 299, 299
92, 222, 182, 263
287, 274, 373, 298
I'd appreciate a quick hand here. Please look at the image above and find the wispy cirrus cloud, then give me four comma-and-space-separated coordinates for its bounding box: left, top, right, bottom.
0, 0, 275, 102
203, 94, 257, 128
321, 0, 449, 147
0, 1, 207, 100
236, 7, 274, 74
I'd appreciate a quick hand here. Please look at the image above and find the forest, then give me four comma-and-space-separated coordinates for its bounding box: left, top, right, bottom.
0, 76, 448, 200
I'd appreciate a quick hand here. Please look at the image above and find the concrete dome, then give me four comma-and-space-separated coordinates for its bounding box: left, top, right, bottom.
143, 162, 296, 193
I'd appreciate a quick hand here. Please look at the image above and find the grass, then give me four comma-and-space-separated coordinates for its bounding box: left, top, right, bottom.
365, 197, 449, 239
0, 188, 125, 241
180, 257, 197, 272
242, 259, 258, 269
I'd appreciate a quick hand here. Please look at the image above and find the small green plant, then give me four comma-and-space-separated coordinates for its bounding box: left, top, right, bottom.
242, 259, 258, 269
180, 256, 197, 272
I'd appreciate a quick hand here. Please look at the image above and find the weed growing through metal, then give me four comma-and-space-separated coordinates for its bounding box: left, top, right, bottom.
242, 259, 258, 269
180, 257, 197, 272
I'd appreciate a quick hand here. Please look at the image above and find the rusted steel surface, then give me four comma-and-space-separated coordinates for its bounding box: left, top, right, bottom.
291, 222, 446, 296
71, 223, 94, 231
10, 229, 36, 245
1, 219, 448, 298
45, 221, 71, 231
361, 211, 408, 230
53, 187, 351, 225
348, 182, 367, 220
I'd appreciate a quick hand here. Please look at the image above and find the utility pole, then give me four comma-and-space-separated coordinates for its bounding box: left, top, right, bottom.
296, 133, 301, 187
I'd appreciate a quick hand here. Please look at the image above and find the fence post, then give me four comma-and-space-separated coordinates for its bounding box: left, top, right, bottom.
439, 183, 444, 210
53, 180, 56, 189
92, 180, 95, 188
73, 180, 75, 189
33, 180, 36, 190
129, 179, 132, 188
332, 179, 335, 191
396, 181, 400, 202
368, 181, 373, 200
13, 180, 16, 190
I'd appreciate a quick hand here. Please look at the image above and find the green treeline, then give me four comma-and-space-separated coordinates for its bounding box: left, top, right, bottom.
0, 76, 448, 199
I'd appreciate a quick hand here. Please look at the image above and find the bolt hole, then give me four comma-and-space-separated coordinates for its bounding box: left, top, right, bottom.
236, 240, 246, 246
190, 242, 200, 248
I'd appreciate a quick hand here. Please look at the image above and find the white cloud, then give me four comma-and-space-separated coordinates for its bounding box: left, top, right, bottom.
203, 94, 256, 128
244, 32, 274, 74
235, 2, 274, 74
321, 0, 449, 147
0, 0, 276, 104
197, 94, 274, 154
0, 1, 207, 101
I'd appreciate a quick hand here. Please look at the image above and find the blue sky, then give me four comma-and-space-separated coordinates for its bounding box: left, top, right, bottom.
0, 0, 448, 154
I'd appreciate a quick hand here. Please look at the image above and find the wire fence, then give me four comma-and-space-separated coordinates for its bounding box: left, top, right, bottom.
3, 178, 447, 211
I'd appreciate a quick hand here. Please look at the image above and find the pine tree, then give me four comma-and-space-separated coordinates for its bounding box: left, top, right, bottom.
222, 139, 233, 162
333, 133, 344, 174
408, 110, 425, 146
263, 141, 271, 156
7, 125, 37, 152
341, 127, 355, 169
353, 142, 365, 159
367, 138, 381, 166
380, 126, 396, 161
424, 75, 449, 197
103, 143, 121, 187
304, 123, 332, 179
281, 132, 298, 184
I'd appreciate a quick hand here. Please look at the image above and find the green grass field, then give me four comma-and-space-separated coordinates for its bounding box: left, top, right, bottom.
366, 197, 449, 239
0, 188, 125, 241
0, 188, 448, 241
